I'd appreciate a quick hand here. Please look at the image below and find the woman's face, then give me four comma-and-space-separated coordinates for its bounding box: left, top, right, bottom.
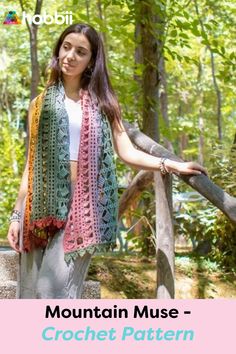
58, 32, 92, 79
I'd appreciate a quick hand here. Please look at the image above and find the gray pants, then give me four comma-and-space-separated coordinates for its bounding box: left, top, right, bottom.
17, 194, 92, 299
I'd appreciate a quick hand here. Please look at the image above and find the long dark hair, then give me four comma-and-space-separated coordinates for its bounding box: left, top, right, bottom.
47, 23, 122, 126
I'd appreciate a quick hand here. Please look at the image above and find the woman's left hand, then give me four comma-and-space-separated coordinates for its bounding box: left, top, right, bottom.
165, 159, 208, 176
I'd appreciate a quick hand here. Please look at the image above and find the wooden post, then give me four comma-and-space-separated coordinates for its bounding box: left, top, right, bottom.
154, 171, 174, 299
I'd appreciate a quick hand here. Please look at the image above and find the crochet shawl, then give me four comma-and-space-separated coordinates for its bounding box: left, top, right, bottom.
22, 83, 119, 261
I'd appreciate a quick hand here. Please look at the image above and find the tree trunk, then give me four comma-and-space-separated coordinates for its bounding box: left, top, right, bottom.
135, 0, 160, 259
194, 0, 222, 141
140, 0, 158, 257
138, 0, 159, 141
97, 0, 107, 56
197, 60, 204, 165
134, 14, 143, 86
29, 25, 40, 100
210, 50, 222, 141
133, 3, 143, 124
85, 0, 90, 21
158, 56, 174, 152
19, 0, 43, 100
136, 0, 174, 298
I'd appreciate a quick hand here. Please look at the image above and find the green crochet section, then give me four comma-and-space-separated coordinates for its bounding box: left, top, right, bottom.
97, 112, 119, 244
31, 83, 71, 222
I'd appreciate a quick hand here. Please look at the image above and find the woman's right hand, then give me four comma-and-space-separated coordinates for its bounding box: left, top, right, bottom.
165, 159, 208, 176
7, 222, 21, 253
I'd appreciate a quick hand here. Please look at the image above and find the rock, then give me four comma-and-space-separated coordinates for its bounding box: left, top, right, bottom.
82, 280, 101, 299
0, 280, 17, 299
0, 250, 18, 283
0, 280, 100, 299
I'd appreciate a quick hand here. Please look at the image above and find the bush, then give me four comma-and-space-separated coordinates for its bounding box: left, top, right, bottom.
174, 142, 236, 272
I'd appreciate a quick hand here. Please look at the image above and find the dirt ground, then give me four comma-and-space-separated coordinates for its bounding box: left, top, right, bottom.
87, 252, 236, 299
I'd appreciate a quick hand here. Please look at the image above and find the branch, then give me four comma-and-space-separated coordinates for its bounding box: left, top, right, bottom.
19, 0, 30, 32
118, 170, 153, 219
19, 0, 43, 34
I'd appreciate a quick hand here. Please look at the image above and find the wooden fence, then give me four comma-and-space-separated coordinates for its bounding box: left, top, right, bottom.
123, 121, 236, 298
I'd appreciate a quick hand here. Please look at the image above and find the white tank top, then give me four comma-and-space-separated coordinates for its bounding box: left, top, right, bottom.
64, 95, 82, 161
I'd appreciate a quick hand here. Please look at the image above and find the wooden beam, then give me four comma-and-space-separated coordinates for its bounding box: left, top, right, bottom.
123, 120, 236, 224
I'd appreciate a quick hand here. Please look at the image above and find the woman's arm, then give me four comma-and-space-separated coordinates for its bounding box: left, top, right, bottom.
7, 98, 36, 252
111, 120, 207, 175
13, 98, 36, 212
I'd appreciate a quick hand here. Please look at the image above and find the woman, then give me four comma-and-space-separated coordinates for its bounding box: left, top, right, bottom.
7, 23, 207, 299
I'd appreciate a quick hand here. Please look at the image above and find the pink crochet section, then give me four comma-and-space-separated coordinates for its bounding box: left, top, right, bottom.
63, 89, 101, 254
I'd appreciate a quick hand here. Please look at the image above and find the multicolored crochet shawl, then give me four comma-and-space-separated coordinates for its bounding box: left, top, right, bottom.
23, 82, 119, 261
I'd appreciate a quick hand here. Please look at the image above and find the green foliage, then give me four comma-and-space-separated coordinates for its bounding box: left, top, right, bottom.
212, 213, 236, 271
174, 195, 236, 271
124, 189, 156, 257
207, 144, 236, 270
175, 198, 218, 246
174, 143, 236, 271
0, 113, 25, 238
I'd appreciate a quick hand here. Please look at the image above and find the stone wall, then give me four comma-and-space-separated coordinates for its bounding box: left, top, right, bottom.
0, 250, 100, 299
